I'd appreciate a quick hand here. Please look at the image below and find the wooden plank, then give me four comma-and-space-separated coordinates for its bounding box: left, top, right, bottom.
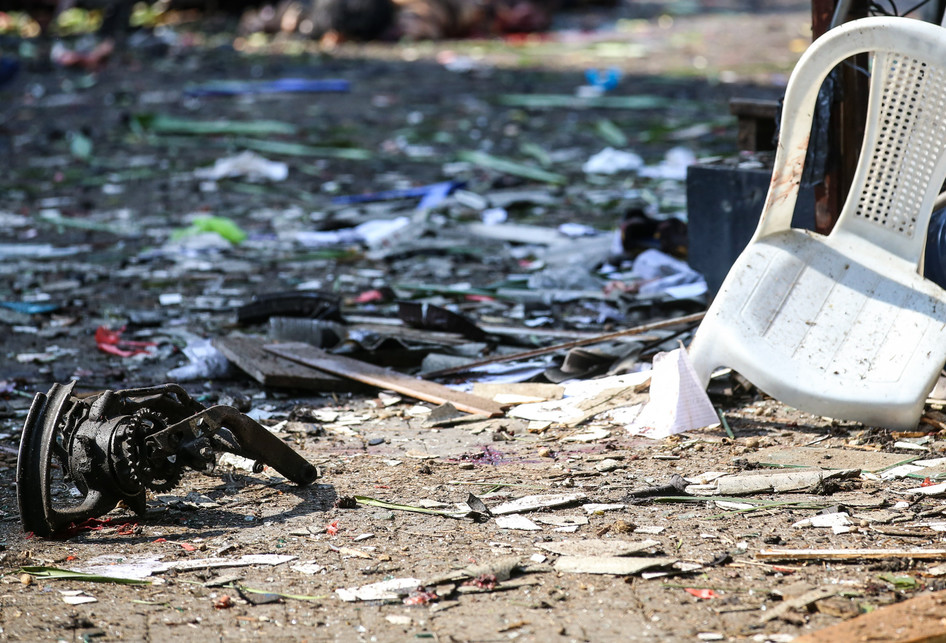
757, 548, 946, 561
264, 342, 505, 417
214, 335, 350, 391
793, 589, 946, 643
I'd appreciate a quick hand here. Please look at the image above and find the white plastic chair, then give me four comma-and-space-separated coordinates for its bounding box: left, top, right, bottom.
688, 17, 946, 429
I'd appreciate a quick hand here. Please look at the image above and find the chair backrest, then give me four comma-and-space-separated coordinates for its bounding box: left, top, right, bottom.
754, 17, 946, 264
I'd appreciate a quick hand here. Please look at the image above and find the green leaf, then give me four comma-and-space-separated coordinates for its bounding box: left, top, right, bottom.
457, 151, 566, 185
144, 115, 298, 137
172, 215, 249, 245
184, 215, 248, 244
237, 138, 372, 160
499, 94, 674, 110
595, 119, 628, 147
878, 573, 918, 589
19, 566, 150, 585
518, 142, 552, 168
69, 131, 93, 160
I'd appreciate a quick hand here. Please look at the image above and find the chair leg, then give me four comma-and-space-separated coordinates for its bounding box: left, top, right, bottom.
686, 330, 717, 389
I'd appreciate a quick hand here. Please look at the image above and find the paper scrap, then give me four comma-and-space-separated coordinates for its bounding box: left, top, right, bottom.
495, 514, 542, 531
627, 348, 719, 439
336, 577, 421, 602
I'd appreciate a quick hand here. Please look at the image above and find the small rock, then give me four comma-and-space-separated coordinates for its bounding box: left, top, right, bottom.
611, 519, 636, 534
595, 458, 624, 473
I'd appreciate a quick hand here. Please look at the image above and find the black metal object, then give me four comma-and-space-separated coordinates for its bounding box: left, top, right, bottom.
397, 301, 488, 341
686, 162, 817, 299
16, 382, 319, 538
237, 291, 343, 326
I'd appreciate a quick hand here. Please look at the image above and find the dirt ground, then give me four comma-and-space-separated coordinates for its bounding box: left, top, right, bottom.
5, 4, 946, 642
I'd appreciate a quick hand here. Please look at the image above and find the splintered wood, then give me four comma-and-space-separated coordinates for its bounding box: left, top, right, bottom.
793, 589, 946, 643
264, 342, 504, 417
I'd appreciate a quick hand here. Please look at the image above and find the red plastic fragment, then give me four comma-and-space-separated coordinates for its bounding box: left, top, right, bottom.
353, 289, 385, 303
462, 574, 497, 590
95, 325, 156, 357
403, 586, 439, 606
684, 588, 718, 600
115, 522, 137, 536
213, 595, 233, 610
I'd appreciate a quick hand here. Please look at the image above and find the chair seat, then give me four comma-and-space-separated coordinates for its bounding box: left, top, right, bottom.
690, 229, 946, 428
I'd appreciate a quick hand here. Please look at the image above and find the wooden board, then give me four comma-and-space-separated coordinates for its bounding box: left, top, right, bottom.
793, 588, 946, 643
757, 548, 946, 561
747, 446, 916, 473
264, 342, 504, 417
214, 335, 350, 391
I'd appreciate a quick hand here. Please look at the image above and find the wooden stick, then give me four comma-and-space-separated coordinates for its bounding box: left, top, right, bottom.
757, 548, 946, 561
423, 311, 706, 379
264, 342, 504, 417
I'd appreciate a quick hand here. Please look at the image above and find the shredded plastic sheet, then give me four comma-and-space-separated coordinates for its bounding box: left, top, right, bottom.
194, 151, 288, 182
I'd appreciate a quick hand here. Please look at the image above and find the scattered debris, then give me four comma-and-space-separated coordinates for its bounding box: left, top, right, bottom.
5, 6, 939, 641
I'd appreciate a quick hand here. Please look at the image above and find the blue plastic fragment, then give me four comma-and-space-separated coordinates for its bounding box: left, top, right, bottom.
0, 301, 59, 314
417, 181, 458, 211
584, 68, 621, 92
0, 56, 19, 89
184, 78, 350, 97
331, 181, 463, 207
